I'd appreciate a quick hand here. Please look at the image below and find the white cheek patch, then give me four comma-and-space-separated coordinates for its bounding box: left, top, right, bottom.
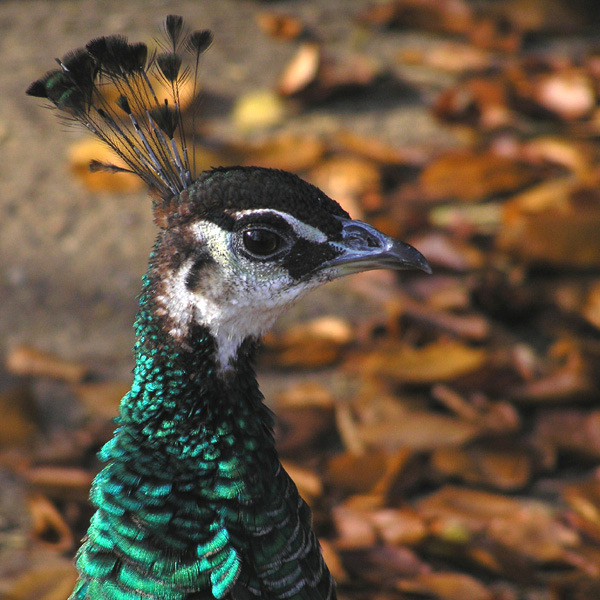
232, 209, 328, 243
155, 220, 325, 372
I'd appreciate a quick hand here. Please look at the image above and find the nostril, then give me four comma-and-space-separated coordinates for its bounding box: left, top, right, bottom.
342, 224, 382, 251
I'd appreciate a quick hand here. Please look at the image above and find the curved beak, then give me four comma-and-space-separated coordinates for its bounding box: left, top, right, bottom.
321, 218, 431, 277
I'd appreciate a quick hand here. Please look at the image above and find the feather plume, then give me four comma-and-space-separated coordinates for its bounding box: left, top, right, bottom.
26, 15, 213, 200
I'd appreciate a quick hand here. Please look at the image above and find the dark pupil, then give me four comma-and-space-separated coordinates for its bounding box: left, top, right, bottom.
243, 229, 280, 256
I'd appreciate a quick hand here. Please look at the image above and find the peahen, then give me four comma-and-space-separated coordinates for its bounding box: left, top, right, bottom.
27, 15, 430, 600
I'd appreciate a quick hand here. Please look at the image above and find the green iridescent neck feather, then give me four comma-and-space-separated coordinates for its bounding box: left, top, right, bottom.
70, 255, 334, 600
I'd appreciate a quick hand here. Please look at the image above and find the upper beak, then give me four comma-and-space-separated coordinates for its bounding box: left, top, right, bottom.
321, 218, 431, 276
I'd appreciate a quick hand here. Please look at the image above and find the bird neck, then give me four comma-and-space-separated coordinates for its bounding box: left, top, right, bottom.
115, 258, 275, 469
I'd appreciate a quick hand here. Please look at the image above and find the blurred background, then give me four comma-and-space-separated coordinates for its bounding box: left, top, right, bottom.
3, 1, 600, 599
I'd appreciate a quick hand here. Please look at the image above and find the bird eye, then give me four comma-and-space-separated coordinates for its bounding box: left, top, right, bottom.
242, 228, 282, 257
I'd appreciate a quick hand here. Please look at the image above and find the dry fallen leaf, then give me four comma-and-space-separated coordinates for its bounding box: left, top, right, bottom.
418, 148, 545, 203
434, 76, 513, 130
369, 507, 428, 546
418, 485, 579, 565
24, 466, 95, 502
278, 42, 380, 104
358, 0, 474, 36
397, 571, 492, 600
0, 387, 38, 447
6, 346, 87, 384
510, 63, 596, 121
564, 480, 600, 543
239, 134, 325, 173
278, 42, 321, 97
75, 381, 130, 420
498, 177, 600, 268
27, 493, 73, 552
265, 316, 353, 368
309, 155, 381, 216
330, 130, 429, 167
535, 409, 600, 460
325, 449, 412, 495
355, 338, 488, 384
431, 446, 532, 491
355, 410, 481, 451
256, 12, 304, 40
399, 42, 493, 74
0, 556, 78, 600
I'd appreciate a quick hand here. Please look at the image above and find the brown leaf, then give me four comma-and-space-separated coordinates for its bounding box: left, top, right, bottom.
369, 507, 428, 546
309, 155, 381, 216
331, 130, 429, 167
325, 449, 412, 495
356, 410, 481, 451
535, 409, 600, 460
340, 544, 429, 584
431, 446, 532, 490
256, 12, 304, 40
358, 0, 474, 36
239, 134, 325, 173
6, 346, 87, 383
265, 316, 353, 368
0, 387, 38, 447
510, 62, 596, 121
332, 503, 378, 550
278, 43, 380, 104
356, 338, 488, 384
397, 571, 493, 600
498, 177, 600, 268
434, 76, 513, 130
276, 381, 334, 408
564, 480, 600, 543
24, 466, 94, 502
407, 233, 484, 272
418, 148, 544, 203
27, 493, 73, 553
276, 405, 335, 455
418, 485, 579, 564
521, 136, 595, 178
583, 281, 600, 330
0, 556, 78, 600
318, 539, 349, 583
468, 14, 522, 53
400, 42, 493, 74
510, 340, 595, 402
75, 381, 130, 420
278, 42, 321, 97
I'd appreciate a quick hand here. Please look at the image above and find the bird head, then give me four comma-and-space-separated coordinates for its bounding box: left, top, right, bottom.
150, 167, 430, 370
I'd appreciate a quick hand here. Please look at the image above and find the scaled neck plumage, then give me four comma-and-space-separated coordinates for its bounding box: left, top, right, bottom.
114, 256, 275, 474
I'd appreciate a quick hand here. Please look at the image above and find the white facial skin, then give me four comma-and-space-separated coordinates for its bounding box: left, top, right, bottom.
154, 210, 333, 371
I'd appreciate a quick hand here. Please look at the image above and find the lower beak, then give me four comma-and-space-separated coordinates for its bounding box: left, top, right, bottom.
321, 218, 431, 276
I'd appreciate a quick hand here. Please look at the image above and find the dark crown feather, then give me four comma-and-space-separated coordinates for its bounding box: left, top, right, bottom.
26, 15, 213, 200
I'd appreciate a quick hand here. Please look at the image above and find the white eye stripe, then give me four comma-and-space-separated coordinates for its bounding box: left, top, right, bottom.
232, 209, 328, 243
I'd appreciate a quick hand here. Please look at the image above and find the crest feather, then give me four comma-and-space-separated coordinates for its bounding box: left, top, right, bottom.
26, 15, 213, 201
